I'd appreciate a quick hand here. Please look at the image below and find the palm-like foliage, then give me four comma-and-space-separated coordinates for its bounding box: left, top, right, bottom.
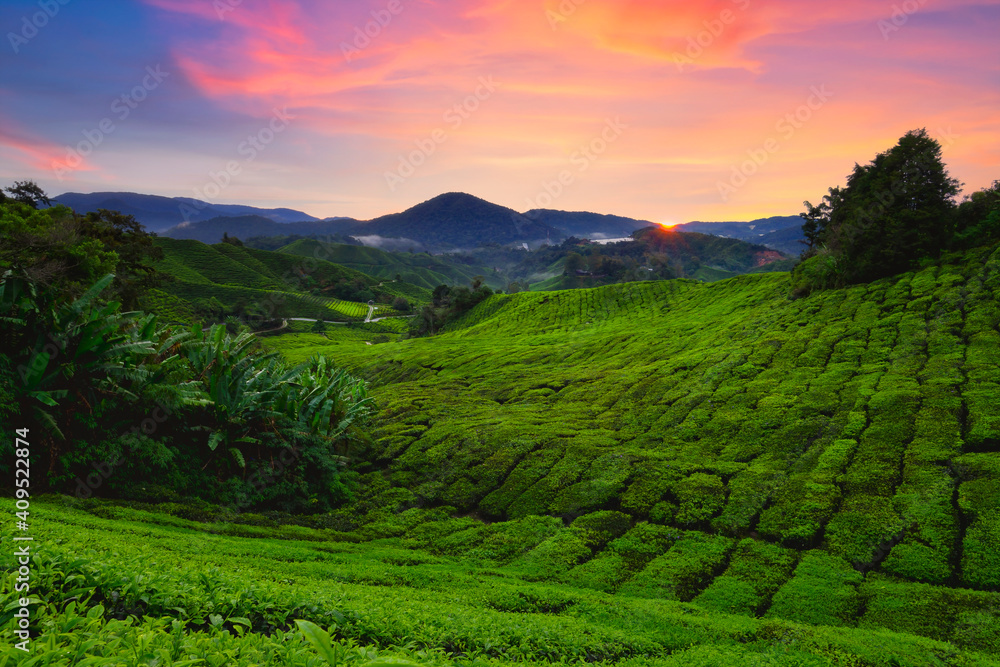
1, 271, 373, 509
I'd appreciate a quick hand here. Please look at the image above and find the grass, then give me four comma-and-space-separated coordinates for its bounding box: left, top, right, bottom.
7, 242, 1000, 665
278, 239, 502, 290
145, 237, 430, 324
5, 497, 1000, 665
258, 242, 1000, 655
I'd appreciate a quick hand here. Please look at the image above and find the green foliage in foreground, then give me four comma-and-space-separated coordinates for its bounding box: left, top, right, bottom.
2, 499, 999, 666
261, 241, 1000, 658
0, 269, 373, 510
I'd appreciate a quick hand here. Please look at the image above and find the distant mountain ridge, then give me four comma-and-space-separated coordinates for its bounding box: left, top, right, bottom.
355, 193, 563, 249
58, 189, 805, 255
524, 209, 651, 239
51, 192, 320, 231
672, 216, 804, 255
164, 215, 360, 245
166, 193, 565, 250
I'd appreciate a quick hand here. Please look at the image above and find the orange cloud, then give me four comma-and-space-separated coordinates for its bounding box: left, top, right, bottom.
132, 0, 999, 222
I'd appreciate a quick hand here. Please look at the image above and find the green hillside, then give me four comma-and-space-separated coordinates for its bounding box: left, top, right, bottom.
278, 238, 502, 290
146, 237, 429, 323
259, 242, 1000, 658
13, 496, 1000, 666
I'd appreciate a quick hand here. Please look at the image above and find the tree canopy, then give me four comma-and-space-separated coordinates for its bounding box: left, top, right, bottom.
794, 129, 963, 293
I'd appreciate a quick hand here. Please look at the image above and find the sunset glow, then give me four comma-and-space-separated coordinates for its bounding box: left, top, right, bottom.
1, 0, 997, 222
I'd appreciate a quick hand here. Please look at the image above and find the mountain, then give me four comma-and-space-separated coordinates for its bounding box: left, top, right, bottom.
522, 209, 651, 239
519, 226, 794, 290
51, 192, 320, 231
672, 215, 804, 254
353, 192, 564, 249
164, 192, 564, 249
755, 223, 809, 255
163, 215, 361, 245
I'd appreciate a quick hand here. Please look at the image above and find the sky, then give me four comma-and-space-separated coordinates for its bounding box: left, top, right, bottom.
1, 0, 998, 224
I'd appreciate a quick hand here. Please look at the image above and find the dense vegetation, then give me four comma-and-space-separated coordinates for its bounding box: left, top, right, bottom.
3, 160, 1000, 664
408, 281, 497, 337
148, 237, 429, 325
275, 239, 503, 291
0, 197, 374, 511
6, 496, 1000, 666
794, 129, 999, 294
261, 238, 1000, 660
265, 227, 792, 298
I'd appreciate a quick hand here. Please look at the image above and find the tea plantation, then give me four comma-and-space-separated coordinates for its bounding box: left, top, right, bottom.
5, 243, 1000, 665
271, 242, 999, 660
144, 237, 428, 324
4, 496, 999, 666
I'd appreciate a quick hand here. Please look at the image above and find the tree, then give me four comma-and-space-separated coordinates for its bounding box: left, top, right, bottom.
5, 180, 52, 209
564, 251, 586, 275
952, 180, 1000, 248
391, 296, 411, 312
79, 209, 164, 308
794, 129, 961, 291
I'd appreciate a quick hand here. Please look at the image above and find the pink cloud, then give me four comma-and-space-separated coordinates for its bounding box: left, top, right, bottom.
135, 0, 999, 220
0, 116, 100, 181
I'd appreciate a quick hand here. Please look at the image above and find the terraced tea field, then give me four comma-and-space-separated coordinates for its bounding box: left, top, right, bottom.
8, 244, 1000, 666
144, 237, 429, 324
6, 497, 999, 665
263, 242, 1000, 659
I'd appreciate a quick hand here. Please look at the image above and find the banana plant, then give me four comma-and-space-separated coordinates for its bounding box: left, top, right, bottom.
276, 355, 374, 455
182, 324, 301, 469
